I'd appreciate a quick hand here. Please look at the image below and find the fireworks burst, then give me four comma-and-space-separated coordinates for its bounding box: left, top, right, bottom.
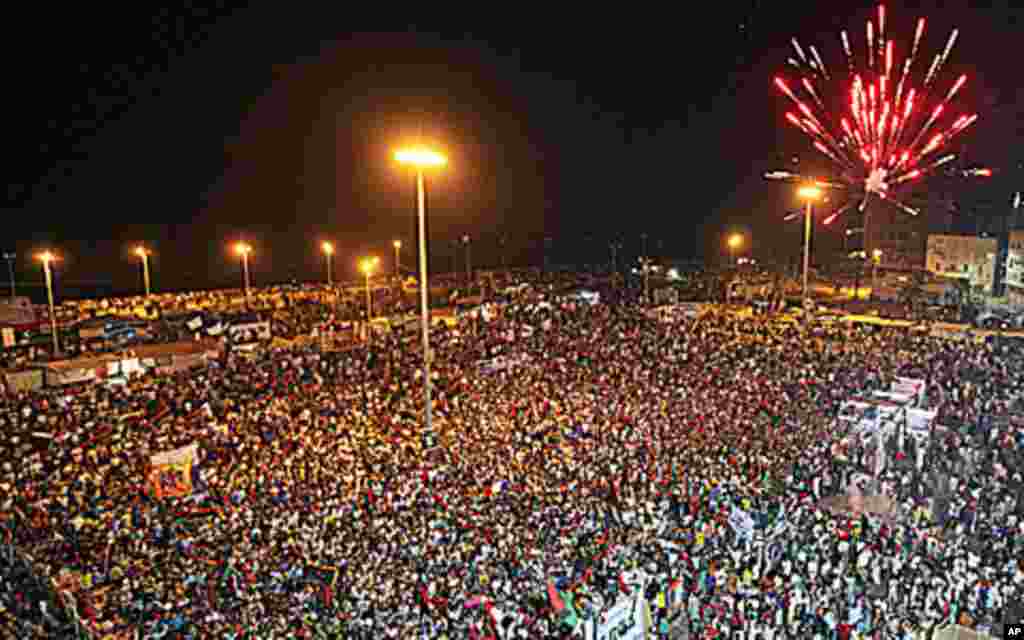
768, 5, 990, 225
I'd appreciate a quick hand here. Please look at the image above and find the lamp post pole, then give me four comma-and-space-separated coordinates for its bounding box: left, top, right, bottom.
39, 253, 59, 356
393, 240, 402, 281
322, 243, 334, 287
142, 253, 151, 297
803, 198, 813, 305
135, 248, 151, 297
3, 253, 15, 299
462, 235, 472, 288
796, 184, 822, 313
416, 171, 434, 433
395, 147, 446, 436
365, 270, 373, 320
242, 252, 250, 297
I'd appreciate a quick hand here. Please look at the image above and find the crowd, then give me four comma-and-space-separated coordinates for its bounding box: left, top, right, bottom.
0, 292, 1022, 639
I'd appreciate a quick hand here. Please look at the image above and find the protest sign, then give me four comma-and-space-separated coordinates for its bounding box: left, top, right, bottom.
906, 408, 937, 440
148, 444, 199, 499
728, 506, 755, 539
594, 591, 647, 640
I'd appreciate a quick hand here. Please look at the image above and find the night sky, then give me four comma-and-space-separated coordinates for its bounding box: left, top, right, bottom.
4, 1, 1022, 298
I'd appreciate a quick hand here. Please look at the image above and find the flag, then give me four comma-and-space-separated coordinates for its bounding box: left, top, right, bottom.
547, 579, 579, 628
618, 573, 632, 596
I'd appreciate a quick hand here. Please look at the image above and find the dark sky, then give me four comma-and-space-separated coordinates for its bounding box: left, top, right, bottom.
3, 1, 1022, 296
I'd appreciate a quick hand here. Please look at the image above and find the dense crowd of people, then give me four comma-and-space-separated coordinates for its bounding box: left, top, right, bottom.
1, 291, 1023, 639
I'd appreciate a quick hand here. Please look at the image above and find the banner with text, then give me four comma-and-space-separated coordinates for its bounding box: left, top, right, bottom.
148, 443, 198, 499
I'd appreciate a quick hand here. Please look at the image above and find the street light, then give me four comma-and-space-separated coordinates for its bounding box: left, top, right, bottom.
134, 246, 152, 297
3, 253, 15, 299
234, 243, 252, 299
727, 233, 744, 264
35, 251, 60, 356
797, 184, 822, 308
462, 235, 472, 288
321, 242, 335, 286
360, 256, 379, 320
395, 145, 447, 436
872, 248, 883, 299
393, 240, 402, 280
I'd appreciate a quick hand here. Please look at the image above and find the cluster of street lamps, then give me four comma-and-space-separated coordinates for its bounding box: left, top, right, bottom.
22, 146, 446, 436
728, 182, 887, 310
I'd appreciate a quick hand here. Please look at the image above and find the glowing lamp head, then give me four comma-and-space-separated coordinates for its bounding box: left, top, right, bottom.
360, 257, 379, 275
727, 234, 744, 250
393, 240, 402, 249
797, 185, 822, 200
235, 243, 252, 257
395, 148, 447, 168
873, 249, 883, 260
36, 251, 57, 264
321, 242, 334, 256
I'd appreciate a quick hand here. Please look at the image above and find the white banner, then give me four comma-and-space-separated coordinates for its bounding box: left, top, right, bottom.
906, 408, 937, 439
873, 390, 914, 405
728, 506, 755, 539
594, 592, 646, 640
229, 320, 271, 342
150, 443, 198, 467
838, 401, 873, 423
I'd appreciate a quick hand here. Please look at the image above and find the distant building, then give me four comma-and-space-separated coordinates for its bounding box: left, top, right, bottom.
863, 205, 927, 268
925, 234, 998, 294
1004, 230, 1024, 305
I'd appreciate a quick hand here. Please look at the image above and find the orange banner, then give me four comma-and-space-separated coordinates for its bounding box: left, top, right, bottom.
148, 444, 198, 499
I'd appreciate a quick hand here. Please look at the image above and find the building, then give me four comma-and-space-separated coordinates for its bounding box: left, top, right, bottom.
862, 205, 928, 268
925, 234, 998, 294
1004, 230, 1024, 305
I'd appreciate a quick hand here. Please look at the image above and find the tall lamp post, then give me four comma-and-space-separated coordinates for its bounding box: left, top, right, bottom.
134, 246, 152, 297
321, 242, 335, 286
36, 251, 59, 356
395, 146, 447, 436
609, 241, 622, 284
393, 240, 402, 281
3, 252, 15, 299
360, 257, 379, 320
797, 184, 822, 308
235, 243, 252, 300
462, 235, 472, 288
871, 249, 883, 299
726, 234, 743, 303
498, 235, 508, 274
727, 233, 743, 265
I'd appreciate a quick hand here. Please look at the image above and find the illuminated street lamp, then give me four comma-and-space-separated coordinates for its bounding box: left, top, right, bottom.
360, 256, 379, 320
134, 246, 152, 297
36, 251, 60, 356
872, 249, 883, 299
234, 243, 252, 298
727, 233, 744, 264
395, 146, 447, 436
321, 242, 335, 286
393, 240, 402, 280
797, 184, 823, 307
725, 234, 744, 303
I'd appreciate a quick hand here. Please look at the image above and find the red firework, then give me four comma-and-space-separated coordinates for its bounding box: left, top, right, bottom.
767, 4, 990, 222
